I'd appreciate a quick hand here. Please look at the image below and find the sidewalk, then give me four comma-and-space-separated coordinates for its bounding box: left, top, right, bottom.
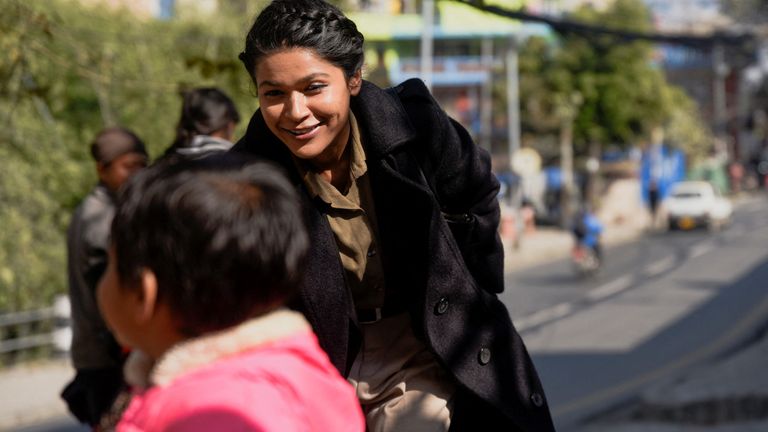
0, 358, 72, 430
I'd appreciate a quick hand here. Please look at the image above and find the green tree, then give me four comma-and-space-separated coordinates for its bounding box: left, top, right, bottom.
516, 0, 706, 158
0, 0, 261, 312
721, 0, 768, 25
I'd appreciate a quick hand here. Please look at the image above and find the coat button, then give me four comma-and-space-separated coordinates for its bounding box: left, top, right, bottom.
478, 347, 491, 365
530, 392, 544, 408
367, 247, 377, 258
435, 297, 449, 315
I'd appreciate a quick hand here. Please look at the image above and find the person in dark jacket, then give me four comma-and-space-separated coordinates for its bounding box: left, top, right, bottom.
61, 127, 148, 427
234, 0, 555, 430
162, 87, 240, 161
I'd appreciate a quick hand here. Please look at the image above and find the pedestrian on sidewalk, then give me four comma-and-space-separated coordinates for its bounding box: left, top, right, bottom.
61, 127, 148, 428
233, 0, 555, 430
98, 154, 364, 432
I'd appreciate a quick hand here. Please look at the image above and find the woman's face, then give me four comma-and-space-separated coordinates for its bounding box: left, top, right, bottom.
254, 48, 361, 167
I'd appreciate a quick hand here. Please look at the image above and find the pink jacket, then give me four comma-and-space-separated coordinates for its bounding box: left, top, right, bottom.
118, 309, 364, 432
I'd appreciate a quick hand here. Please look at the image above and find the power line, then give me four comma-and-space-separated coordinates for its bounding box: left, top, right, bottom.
452, 0, 755, 49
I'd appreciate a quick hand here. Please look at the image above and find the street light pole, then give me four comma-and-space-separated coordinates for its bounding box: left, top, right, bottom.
506, 36, 521, 176
506, 36, 524, 246
420, 0, 434, 91
480, 37, 493, 151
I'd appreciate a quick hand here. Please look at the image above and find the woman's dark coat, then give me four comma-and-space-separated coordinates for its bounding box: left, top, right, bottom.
233, 79, 555, 431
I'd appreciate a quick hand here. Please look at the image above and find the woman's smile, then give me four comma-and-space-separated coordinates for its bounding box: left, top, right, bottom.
282, 123, 322, 139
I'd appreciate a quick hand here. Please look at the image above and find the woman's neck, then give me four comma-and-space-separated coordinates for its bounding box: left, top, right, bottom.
310, 123, 353, 192
316, 147, 351, 192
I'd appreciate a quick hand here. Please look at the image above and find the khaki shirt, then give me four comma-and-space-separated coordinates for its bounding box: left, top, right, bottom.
295, 112, 386, 309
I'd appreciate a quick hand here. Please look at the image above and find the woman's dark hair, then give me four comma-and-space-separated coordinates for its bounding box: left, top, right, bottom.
239, 0, 364, 80
171, 87, 240, 149
111, 153, 308, 335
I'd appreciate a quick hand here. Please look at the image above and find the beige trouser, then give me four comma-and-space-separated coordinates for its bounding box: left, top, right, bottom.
347, 313, 456, 432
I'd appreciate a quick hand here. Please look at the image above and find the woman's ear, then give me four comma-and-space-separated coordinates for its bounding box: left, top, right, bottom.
349, 69, 362, 96
135, 269, 159, 324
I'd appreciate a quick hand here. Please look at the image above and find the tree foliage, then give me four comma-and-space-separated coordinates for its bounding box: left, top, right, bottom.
721, 0, 768, 25
517, 0, 710, 158
0, 0, 262, 312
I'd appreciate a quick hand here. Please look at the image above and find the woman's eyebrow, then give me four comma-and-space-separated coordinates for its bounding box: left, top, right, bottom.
258, 72, 331, 88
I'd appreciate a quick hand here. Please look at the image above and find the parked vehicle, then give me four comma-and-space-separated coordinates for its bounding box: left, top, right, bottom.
663, 181, 733, 231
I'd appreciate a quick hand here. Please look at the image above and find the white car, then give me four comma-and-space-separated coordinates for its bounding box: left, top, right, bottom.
663, 181, 733, 230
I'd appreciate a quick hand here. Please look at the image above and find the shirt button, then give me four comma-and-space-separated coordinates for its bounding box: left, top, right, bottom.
478, 347, 491, 365
435, 297, 449, 315
531, 392, 544, 407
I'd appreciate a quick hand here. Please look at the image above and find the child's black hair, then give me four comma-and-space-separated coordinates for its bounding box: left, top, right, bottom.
111, 153, 308, 335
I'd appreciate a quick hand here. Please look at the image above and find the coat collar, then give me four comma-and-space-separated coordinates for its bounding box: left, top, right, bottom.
349, 80, 416, 159
234, 80, 416, 169
123, 309, 310, 389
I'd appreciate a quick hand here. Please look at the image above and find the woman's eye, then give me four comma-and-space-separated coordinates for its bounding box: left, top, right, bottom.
306, 83, 327, 93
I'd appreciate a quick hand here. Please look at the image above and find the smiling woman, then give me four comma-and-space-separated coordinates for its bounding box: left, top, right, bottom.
255, 48, 361, 183
232, 0, 556, 430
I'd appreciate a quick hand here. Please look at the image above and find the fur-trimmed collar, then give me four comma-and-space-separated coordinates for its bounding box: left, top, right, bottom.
124, 308, 310, 389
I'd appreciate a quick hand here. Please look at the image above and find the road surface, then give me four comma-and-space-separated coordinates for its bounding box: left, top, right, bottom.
502, 195, 768, 431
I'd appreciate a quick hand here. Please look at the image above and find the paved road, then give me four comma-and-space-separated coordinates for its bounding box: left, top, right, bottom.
502, 195, 768, 431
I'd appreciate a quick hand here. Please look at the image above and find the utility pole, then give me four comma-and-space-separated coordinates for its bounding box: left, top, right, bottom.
480, 37, 493, 151
420, 0, 434, 91
506, 36, 521, 177
712, 41, 730, 157
506, 36, 524, 246
556, 92, 581, 228
559, 115, 574, 227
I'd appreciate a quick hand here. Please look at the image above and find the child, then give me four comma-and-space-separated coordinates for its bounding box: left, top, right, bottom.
97, 154, 365, 431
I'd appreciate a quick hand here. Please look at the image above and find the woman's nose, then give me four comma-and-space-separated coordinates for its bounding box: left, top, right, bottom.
285, 92, 309, 120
